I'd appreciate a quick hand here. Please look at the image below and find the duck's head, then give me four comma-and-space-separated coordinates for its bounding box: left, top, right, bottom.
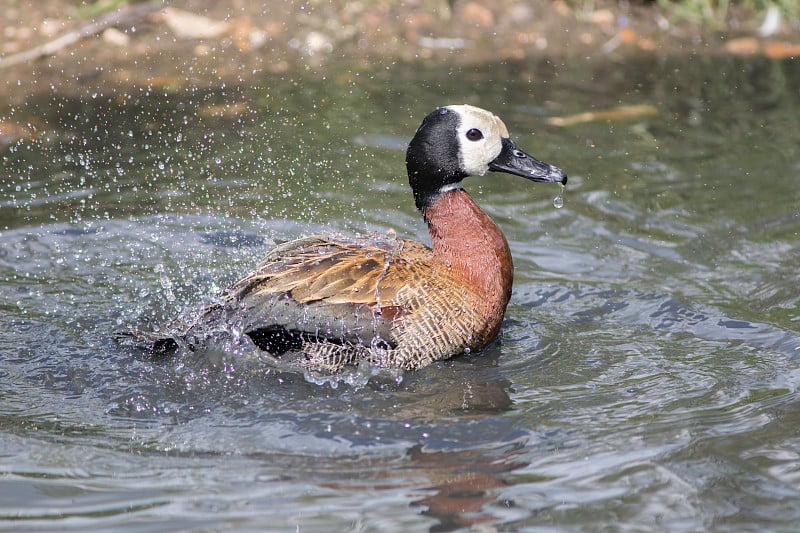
406, 104, 567, 211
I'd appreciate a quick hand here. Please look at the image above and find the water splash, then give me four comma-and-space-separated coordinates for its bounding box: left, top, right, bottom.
154, 263, 176, 302
553, 183, 565, 209
303, 358, 403, 390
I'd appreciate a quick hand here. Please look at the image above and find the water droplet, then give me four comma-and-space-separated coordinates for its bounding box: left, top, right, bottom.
553, 183, 565, 209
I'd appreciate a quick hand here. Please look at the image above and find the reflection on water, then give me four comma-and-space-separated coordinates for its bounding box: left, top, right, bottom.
1, 55, 799, 530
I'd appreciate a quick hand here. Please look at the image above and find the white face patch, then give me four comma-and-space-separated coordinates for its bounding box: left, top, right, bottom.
446, 104, 509, 177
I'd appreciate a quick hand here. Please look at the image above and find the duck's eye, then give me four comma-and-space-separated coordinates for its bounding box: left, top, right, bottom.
465, 128, 483, 141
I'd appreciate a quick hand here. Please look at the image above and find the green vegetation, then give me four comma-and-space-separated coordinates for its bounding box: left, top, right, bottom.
656, 0, 799, 28
69, 0, 131, 19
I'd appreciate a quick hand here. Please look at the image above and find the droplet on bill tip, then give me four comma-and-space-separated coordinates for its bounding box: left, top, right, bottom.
553, 183, 565, 209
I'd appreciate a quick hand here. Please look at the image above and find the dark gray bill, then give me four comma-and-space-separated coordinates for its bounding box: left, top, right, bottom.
488, 138, 567, 184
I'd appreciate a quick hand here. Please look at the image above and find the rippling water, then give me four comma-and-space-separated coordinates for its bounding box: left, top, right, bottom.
1, 56, 799, 530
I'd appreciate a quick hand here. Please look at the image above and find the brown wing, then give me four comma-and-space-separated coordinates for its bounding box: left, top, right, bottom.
232, 235, 426, 307
178, 234, 433, 350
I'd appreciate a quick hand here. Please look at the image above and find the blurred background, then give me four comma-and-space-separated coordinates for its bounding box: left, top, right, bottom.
1, 1, 799, 531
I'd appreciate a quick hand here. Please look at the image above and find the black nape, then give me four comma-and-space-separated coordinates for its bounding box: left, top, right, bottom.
405, 107, 467, 211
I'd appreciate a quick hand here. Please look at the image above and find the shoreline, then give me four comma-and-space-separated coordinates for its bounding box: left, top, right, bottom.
1, 0, 798, 106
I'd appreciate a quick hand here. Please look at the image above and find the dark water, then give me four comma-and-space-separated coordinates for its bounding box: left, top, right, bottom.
1, 55, 799, 531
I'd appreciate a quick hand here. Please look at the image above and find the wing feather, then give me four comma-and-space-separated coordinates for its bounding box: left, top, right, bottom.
173, 234, 432, 348
228, 235, 429, 307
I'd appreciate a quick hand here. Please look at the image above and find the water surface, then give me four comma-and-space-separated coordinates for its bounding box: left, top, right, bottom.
1, 55, 799, 530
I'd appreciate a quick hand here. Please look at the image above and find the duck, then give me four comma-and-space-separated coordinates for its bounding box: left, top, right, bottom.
131, 105, 567, 371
